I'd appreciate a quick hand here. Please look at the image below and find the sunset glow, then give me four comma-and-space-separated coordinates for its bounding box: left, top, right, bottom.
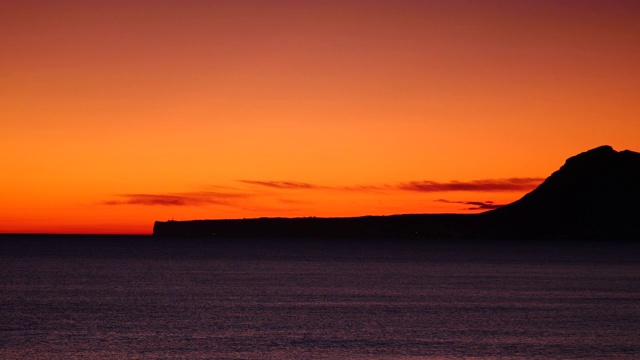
1, 1, 639, 234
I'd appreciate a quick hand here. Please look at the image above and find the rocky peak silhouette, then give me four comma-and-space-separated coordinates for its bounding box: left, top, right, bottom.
486, 145, 640, 238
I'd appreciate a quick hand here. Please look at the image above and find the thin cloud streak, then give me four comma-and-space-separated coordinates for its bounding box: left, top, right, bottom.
100, 177, 542, 208
238, 180, 325, 189
241, 178, 544, 193
240, 180, 390, 193
436, 199, 504, 211
399, 178, 544, 192
102, 191, 252, 207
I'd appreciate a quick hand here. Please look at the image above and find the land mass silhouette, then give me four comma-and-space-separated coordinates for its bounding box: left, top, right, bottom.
153, 145, 640, 240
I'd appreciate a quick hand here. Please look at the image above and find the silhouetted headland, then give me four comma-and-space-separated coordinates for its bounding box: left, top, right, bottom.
153, 146, 640, 240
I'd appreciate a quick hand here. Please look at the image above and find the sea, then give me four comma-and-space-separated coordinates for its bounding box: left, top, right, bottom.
1, 235, 639, 359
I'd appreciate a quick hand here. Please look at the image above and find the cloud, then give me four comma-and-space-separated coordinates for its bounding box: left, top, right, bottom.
238, 178, 543, 193
436, 199, 504, 210
102, 177, 543, 207
339, 184, 394, 193
101, 191, 251, 207
240, 180, 390, 193
277, 198, 310, 205
238, 180, 325, 189
398, 178, 543, 192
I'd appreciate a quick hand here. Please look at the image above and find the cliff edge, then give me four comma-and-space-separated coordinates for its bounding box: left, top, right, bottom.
484, 145, 640, 238
154, 146, 640, 240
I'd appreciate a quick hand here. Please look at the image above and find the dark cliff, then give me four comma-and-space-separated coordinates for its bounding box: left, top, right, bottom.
484, 145, 640, 238
154, 146, 640, 240
153, 214, 483, 239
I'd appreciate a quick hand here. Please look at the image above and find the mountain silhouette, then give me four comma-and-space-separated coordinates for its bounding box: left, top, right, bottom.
154, 146, 640, 240
483, 145, 640, 239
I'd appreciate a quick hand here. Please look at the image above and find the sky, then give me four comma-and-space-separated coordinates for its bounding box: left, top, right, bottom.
1, 0, 639, 234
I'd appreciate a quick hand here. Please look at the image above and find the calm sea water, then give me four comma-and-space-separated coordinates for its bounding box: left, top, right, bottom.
1, 235, 639, 359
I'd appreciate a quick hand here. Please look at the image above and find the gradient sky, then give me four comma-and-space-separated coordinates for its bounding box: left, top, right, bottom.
1, 0, 639, 234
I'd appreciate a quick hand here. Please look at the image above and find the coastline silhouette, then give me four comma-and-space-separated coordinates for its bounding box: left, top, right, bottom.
153, 146, 640, 240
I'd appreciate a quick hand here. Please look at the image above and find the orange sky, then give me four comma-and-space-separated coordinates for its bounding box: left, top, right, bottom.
1, 1, 639, 234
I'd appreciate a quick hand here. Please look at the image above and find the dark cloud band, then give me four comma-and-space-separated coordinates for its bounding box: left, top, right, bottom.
436, 199, 504, 210
399, 178, 543, 192
101, 178, 542, 207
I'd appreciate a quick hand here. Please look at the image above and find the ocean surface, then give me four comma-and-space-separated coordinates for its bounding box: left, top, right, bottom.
1, 235, 640, 359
